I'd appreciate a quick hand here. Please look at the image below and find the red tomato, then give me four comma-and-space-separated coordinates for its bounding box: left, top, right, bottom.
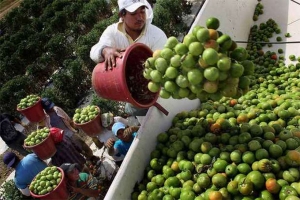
270, 54, 277, 60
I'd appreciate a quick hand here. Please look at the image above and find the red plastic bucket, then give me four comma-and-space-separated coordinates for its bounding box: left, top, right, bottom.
74, 107, 102, 137
24, 133, 57, 160
30, 167, 68, 200
17, 98, 45, 123
92, 43, 159, 109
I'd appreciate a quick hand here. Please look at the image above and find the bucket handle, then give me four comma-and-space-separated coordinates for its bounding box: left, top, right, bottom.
153, 102, 169, 116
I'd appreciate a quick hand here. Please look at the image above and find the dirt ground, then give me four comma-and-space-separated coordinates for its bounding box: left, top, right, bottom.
0, 0, 22, 20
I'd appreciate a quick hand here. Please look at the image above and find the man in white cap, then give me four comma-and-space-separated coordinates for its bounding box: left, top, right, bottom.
89, 0, 167, 117
105, 122, 139, 166
90, 0, 167, 68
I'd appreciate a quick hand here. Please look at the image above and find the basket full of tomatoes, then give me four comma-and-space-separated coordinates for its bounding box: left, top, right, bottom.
73, 105, 102, 137
17, 94, 45, 123
29, 166, 68, 200
24, 127, 57, 160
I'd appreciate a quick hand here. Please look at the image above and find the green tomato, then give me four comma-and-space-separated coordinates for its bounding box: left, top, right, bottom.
279, 185, 298, 200
282, 168, 300, 183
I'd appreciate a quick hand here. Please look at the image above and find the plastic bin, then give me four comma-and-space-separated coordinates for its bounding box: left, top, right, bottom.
92, 43, 159, 109
24, 133, 57, 160
30, 167, 68, 200
74, 106, 102, 137
17, 98, 45, 123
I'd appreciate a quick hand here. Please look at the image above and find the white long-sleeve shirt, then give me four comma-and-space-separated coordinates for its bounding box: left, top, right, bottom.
90, 21, 167, 63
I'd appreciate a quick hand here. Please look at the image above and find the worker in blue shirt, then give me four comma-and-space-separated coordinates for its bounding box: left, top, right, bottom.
105, 122, 139, 166
3, 152, 47, 196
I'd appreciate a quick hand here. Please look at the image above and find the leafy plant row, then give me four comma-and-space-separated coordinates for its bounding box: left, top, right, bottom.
0, 0, 192, 116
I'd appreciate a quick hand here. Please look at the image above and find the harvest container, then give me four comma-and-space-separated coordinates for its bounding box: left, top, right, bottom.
74, 106, 102, 137
30, 167, 68, 200
17, 98, 45, 123
24, 133, 57, 160
92, 43, 169, 115
104, 0, 262, 199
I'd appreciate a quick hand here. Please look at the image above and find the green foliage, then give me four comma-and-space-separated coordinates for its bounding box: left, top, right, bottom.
77, 0, 111, 29
0, 0, 192, 117
76, 12, 119, 69
0, 180, 34, 200
41, 58, 91, 116
91, 93, 125, 117
0, 75, 38, 115
0, 0, 105, 114
152, 4, 172, 34
153, 0, 192, 37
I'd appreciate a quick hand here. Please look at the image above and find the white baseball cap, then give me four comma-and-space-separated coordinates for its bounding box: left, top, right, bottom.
118, 0, 148, 13
112, 122, 126, 136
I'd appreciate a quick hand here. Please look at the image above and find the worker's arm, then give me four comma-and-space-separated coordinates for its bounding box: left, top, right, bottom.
7, 114, 25, 127
90, 25, 116, 64
91, 137, 104, 149
123, 126, 140, 137
105, 138, 117, 156
90, 24, 125, 69
71, 186, 100, 198
101, 47, 124, 70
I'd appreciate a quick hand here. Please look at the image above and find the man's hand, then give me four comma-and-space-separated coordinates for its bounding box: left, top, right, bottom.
21, 123, 29, 133
21, 122, 26, 127
70, 121, 77, 128
71, 186, 81, 193
102, 47, 125, 70
92, 137, 104, 149
123, 126, 139, 138
105, 138, 116, 149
